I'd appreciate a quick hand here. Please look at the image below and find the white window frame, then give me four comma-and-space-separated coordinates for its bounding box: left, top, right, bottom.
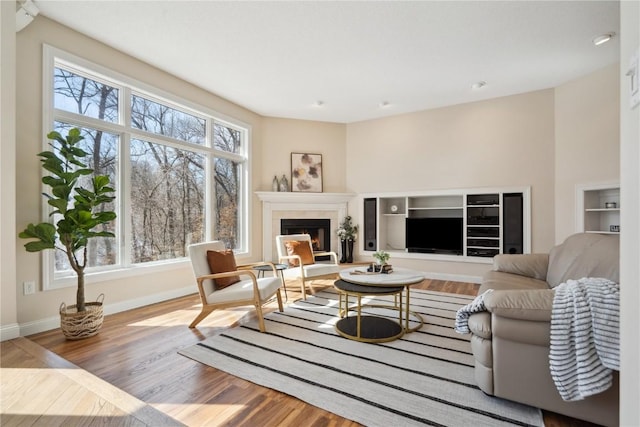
42, 45, 250, 290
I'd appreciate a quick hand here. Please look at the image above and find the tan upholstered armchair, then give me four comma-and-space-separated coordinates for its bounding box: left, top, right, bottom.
188, 241, 283, 332
275, 234, 340, 299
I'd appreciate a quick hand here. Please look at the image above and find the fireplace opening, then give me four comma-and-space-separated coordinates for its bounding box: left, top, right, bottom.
280, 218, 331, 260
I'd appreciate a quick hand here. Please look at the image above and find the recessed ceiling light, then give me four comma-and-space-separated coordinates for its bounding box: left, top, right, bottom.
471, 81, 487, 90
593, 32, 615, 46
313, 101, 324, 107
379, 101, 390, 108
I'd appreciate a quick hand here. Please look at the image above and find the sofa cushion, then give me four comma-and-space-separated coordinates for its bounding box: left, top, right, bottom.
492, 253, 549, 281
483, 288, 554, 322
206, 276, 280, 304
480, 270, 548, 294
206, 249, 241, 289
547, 233, 619, 288
284, 240, 315, 267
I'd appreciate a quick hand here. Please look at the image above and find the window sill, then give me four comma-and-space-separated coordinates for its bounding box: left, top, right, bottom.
47, 258, 192, 290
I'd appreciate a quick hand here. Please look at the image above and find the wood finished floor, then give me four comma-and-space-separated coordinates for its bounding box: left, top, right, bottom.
1, 337, 181, 426
7, 278, 598, 426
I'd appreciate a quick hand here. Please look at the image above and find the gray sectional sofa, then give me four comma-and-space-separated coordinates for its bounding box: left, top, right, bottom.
468, 233, 620, 426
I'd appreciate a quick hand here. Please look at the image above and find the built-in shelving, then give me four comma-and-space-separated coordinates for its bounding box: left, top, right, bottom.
360, 187, 531, 263
465, 194, 501, 257
576, 183, 620, 234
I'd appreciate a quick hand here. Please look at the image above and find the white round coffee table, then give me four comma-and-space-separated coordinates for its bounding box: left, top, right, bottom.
336, 267, 426, 341
339, 267, 425, 287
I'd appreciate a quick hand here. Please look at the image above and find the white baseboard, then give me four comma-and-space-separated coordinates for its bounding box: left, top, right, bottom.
17, 316, 60, 339
10, 273, 480, 339
101, 285, 195, 316
422, 271, 483, 284
17, 286, 196, 338
0, 323, 21, 342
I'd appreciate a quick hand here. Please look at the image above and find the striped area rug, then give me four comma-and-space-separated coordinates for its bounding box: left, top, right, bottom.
179, 289, 543, 427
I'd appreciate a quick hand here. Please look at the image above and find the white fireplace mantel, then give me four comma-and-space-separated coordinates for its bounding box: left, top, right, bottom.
255, 191, 355, 204
256, 191, 356, 261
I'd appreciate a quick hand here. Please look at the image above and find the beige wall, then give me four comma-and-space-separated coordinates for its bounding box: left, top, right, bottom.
14, 16, 265, 329
346, 90, 555, 195
1, 0, 19, 340
554, 63, 620, 243
260, 117, 346, 193
345, 90, 556, 276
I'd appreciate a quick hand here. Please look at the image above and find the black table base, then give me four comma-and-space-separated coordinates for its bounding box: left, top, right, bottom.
333, 279, 405, 343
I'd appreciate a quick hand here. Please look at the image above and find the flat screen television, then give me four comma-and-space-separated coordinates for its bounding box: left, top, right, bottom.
406, 217, 463, 255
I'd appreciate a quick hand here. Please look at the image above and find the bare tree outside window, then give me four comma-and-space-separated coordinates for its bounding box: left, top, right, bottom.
214, 157, 239, 249
214, 121, 242, 154
213, 124, 242, 248
131, 95, 205, 145
53, 69, 119, 273
130, 139, 205, 262
129, 96, 208, 261
49, 58, 248, 280
54, 68, 118, 122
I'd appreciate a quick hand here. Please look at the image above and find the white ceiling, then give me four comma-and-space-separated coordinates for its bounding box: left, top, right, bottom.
33, 1, 620, 123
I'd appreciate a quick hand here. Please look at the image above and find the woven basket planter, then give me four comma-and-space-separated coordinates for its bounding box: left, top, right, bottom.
59, 294, 105, 340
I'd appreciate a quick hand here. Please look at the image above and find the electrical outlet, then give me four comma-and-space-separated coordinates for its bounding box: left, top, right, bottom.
23, 281, 36, 295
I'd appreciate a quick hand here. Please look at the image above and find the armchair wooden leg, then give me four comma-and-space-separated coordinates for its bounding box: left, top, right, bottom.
276, 289, 284, 312
301, 280, 307, 300
302, 280, 316, 299
255, 303, 266, 332
189, 307, 215, 328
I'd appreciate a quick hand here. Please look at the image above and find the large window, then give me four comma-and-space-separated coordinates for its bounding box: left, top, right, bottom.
44, 47, 248, 286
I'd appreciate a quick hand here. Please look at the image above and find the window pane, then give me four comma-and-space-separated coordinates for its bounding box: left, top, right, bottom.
215, 157, 240, 249
52, 123, 119, 272
214, 122, 242, 154
131, 95, 205, 145
130, 139, 205, 262
54, 67, 119, 122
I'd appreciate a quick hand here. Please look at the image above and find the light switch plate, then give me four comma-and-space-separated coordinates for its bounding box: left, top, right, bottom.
23, 281, 36, 295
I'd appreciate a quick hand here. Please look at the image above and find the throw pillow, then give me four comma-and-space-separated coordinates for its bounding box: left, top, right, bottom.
206, 249, 241, 289
284, 240, 315, 267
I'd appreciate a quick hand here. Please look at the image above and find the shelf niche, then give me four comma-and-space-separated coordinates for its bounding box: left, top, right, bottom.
362, 187, 531, 263
576, 183, 620, 234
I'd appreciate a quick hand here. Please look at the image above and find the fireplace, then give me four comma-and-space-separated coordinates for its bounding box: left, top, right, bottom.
256, 191, 353, 262
281, 218, 331, 256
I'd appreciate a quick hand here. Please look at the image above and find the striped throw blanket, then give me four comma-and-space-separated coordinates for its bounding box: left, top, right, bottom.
550, 277, 620, 401
454, 289, 493, 334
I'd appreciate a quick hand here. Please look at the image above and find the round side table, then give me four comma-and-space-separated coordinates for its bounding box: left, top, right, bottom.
334, 279, 405, 343
253, 263, 288, 301
339, 267, 425, 335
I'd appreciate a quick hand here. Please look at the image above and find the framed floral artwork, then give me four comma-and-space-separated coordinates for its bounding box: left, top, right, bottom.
291, 152, 323, 192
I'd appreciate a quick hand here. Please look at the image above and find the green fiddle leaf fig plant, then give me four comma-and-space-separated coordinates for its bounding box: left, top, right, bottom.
19, 128, 116, 312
